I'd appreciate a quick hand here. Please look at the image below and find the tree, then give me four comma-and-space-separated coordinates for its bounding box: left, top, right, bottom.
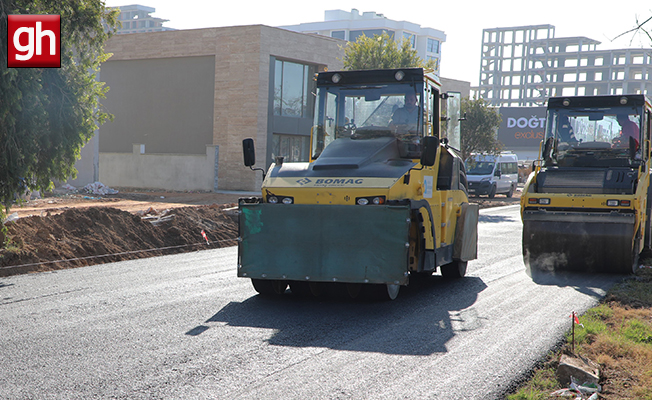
612, 13, 652, 44
343, 32, 436, 70
0, 0, 119, 219
460, 97, 503, 161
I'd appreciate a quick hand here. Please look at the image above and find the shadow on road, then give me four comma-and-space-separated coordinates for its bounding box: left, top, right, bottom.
191, 276, 488, 356
526, 268, 624, 299
478, 214, 518, 224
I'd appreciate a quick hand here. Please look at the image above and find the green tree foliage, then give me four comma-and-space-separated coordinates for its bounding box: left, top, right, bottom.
460, 97, 503, 161
0, 0, 119, 217
343, 32, 436, 70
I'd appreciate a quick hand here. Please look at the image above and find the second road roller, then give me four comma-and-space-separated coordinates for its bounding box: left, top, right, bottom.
521, 94, 652, 274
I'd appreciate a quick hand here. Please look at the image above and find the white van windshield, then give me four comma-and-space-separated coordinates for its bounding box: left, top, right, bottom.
465, 161, 495, 175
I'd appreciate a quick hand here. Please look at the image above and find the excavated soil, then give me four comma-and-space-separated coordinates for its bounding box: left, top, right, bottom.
0, 188, 520, 277
0, 189, 244, 277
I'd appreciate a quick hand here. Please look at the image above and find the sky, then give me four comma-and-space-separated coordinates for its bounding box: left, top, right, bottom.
105, 1, 652, 86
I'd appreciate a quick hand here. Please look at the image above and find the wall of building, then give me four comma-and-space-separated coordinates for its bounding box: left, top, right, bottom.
99, 145, 216, 191
100, 56, 216, 154
99, 25, 344, 192
441, 77, 471, 98
279, 9, 445, 75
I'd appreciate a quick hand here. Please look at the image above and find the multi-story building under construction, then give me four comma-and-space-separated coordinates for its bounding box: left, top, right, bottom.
478, 24, 652, 106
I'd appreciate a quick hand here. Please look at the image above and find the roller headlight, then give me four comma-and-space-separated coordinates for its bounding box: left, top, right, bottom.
356, 196, 386, 205
607, 199, 631, 207
528, 197, 550, 205
266, 195, 294, 204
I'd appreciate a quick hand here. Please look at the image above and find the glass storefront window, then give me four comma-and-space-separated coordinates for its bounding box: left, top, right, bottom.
273, 59, 315, 118
272, 133, 310, 162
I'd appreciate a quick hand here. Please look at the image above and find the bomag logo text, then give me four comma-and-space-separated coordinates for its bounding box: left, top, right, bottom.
315, 178, 364, 186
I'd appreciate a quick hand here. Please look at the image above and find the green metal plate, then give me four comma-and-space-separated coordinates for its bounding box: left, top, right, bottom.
238, 204, 411, 284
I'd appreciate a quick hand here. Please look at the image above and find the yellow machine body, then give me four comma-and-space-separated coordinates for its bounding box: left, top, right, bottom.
521, 94, 652, 274
238, 68, 478, 299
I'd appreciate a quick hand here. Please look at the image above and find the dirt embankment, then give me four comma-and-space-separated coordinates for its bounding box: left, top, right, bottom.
1, 190, 244, 277
1, 188, 519, 277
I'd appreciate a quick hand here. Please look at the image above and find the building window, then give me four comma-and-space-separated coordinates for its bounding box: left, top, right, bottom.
350, 29, 394, 42
331, 30, 345, 40
272, 134, 310, 162
273, 60, 315, 118
426, 55, 440, 70
427, 38, 440, 54
403, 32, 416, 49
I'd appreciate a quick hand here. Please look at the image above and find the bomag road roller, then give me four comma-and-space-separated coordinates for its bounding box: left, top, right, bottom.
521, 94, 652, 274
238, 68, 478, 300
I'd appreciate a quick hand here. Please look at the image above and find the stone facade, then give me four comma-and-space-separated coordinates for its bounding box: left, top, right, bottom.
98, 25, 344, 192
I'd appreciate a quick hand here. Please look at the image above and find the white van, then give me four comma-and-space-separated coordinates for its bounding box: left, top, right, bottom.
465, 152, 519, 198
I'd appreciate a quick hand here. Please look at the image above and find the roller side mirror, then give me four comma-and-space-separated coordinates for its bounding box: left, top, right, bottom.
243, 138, 256, 167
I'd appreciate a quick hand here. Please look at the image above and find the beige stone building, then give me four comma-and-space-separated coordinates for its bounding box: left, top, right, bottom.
96, 25, 344, 192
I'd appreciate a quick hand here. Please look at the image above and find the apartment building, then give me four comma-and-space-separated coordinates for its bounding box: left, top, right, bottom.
113, 5, 175, 34
279, 9, 446, 74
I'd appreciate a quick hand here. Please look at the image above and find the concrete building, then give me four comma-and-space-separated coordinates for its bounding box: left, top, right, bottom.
112, 4, 175, 34
479, 24, 652, 106
279, 9, 446, 75
96, 25, 344, 192
441, 77, 471, 99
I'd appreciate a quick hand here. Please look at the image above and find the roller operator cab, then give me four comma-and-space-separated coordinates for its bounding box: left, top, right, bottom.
238, 68, 479, 300
521, 94, 652, 275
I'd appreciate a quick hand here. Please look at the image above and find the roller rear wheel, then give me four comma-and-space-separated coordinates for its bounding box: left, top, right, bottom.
363, 283, 401, 300
441, 260, 467, 278
288, 281, 325, 297
251, 279, 287, 296
346, 283, 363, 299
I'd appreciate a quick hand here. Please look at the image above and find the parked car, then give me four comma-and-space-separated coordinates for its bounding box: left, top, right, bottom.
465, 152, 519, 198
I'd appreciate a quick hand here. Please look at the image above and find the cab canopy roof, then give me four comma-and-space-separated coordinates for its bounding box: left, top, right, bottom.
317, 68, 439, 87
547, 94, 649, 109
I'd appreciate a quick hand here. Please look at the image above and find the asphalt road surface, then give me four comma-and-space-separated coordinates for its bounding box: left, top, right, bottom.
0, 205, 623, 399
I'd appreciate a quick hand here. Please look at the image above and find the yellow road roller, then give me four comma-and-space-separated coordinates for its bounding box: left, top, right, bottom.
239, 68, 478, 299
521, 94, 652, 274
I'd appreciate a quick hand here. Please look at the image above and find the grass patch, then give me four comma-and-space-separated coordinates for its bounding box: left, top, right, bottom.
506, 368, 559, 400
507, 268, 652, 399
